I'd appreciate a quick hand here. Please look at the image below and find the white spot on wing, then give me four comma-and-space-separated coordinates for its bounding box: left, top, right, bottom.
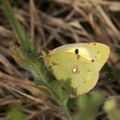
72, 65, 79, 74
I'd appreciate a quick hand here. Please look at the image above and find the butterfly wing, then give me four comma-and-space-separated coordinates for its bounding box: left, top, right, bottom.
46, 51, 99, 95
51, 42, 110, 71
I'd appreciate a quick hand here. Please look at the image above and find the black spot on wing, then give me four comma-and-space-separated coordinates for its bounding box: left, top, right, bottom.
75, 49, 79, 54
91, 59, 95, 62
74, 49, 81, 60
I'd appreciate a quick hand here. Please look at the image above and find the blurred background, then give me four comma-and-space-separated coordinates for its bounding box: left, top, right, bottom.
0, 0, 120, 120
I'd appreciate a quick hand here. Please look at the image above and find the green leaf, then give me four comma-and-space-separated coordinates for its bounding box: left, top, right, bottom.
49, 80, 69, 105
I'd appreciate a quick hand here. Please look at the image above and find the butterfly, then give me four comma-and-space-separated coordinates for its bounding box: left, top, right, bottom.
43, 42, 110, 95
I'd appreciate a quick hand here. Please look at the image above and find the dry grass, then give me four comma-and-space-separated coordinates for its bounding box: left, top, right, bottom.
0, 0, 120, 120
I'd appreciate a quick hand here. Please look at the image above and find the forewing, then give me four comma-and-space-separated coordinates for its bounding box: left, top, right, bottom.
51, 42, 110, 71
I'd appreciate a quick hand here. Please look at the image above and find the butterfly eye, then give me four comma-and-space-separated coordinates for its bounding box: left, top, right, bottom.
75, 49, 79, 54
